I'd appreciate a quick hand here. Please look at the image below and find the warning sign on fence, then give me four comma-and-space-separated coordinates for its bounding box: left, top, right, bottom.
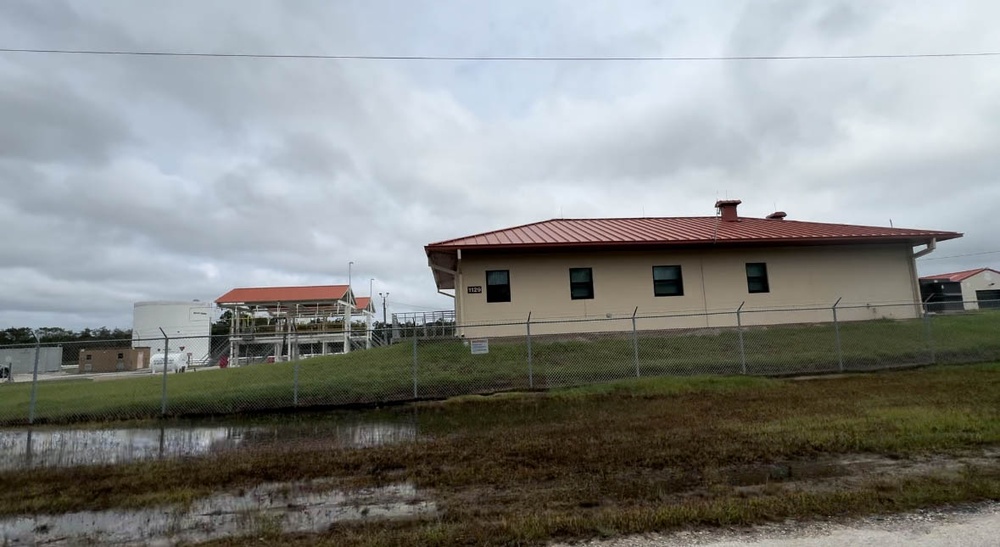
470, 339, 489, 355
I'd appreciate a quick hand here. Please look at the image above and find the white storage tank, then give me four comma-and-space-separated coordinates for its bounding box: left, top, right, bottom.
132, 301, 213, 366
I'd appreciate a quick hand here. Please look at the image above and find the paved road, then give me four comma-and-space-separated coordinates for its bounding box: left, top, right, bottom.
555, 502, 1000, 547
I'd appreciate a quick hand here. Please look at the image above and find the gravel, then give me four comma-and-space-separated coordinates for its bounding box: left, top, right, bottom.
551, 502, 1000, 547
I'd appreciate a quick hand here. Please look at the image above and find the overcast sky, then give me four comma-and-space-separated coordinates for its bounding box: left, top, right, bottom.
2, 0, 999, 329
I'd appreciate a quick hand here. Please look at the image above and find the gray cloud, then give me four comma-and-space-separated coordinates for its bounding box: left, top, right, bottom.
0, 72, 131, 164
1, 0, 999, 329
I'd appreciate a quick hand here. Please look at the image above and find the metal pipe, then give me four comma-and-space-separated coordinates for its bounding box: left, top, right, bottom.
912, 238, 937, 259
632, 307, 640, 377
923, 306, 936, 365
832, 297, 843, 372
526, 312, 533, 389
412, 335, 418, 398
28, 330, 41, 424
159, 327, 169, 416
737, 302, 747, 374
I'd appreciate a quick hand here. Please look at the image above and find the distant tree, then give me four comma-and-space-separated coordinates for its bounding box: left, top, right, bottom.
0, 326, 133, 346
211, 311, 233, 336
0, 328, 34, 345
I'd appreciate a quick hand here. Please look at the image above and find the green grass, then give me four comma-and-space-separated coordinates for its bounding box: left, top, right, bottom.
1, 311, 998, 426
2, 364, 1000, 545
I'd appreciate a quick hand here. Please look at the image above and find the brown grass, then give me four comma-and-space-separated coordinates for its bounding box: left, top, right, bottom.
2, 364, 999, 545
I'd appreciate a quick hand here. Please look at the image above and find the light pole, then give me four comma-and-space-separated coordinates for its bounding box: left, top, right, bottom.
378, 292, 389, 324
378, 292, 390, 344
348, 261, 354, 289
369, 278, 374, 299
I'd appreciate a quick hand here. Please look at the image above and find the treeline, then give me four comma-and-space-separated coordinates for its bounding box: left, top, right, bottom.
0, 327, 133, 346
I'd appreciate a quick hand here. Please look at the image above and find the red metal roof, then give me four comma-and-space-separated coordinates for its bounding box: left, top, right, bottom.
426, 217, 961, 251
920, 268, 1000, 283
354, 296, 374, 311
216, 285, 350, 305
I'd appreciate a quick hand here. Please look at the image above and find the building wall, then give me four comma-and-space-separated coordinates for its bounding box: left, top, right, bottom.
0, 347, 63, 375
78, 348, 151, 374
132, 301, 213, 364
959, 270, 1000, 310
454, 244, 921, 337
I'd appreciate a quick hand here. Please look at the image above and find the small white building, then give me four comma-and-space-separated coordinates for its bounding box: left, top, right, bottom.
920, 268, 1000, 311
132, 301, 213, 365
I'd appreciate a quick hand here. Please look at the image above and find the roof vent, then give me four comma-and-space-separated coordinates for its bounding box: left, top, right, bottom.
766, 211, 787, 220
714, 199, 742, 222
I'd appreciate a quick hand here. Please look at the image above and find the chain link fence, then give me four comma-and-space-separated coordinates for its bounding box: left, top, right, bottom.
0, 301, 998, 426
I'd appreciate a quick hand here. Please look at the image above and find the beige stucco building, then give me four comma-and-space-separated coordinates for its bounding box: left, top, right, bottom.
78, 348, 151, 374
426, 200, 962, 337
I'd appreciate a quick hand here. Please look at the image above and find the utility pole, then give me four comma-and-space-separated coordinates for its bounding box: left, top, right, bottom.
378, 292, 390, 345
379, 292, 389, 324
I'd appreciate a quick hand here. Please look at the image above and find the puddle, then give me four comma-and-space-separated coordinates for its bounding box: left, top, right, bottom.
0, 481, 434, 545
0, 419, 417, 470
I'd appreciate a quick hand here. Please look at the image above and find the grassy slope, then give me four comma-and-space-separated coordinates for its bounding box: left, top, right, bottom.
0, 311, 998, 425
1, 365, 999, 546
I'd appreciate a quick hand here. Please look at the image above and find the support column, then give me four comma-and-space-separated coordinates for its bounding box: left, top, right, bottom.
228, 306, 237, 368
343, 302, 352, 354
366, 312, 372, 349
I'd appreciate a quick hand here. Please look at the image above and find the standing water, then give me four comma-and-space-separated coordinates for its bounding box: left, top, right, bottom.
0, 411, 418, 470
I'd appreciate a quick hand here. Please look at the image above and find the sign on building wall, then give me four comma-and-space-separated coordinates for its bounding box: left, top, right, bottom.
470, 339, 489, 355
467, 286, 483, 294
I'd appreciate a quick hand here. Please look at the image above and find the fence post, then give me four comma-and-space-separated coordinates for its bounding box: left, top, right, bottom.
159, 328, 169, 417
28, 330, 41, 425
736, 302, 747, 374
24, 429, 33, 467
526, 312, 534, 389
293, 360, 300, 407
632, 307, 640, 378
412, 335, 418, 398
832, 297, 843, 372
292, 325, 300, 406
923, 304, 936, 365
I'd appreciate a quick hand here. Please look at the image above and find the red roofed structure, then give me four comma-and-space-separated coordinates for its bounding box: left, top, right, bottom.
216, 285, 352, 305
919, 267, 999, 284
354, 296, 375, 314
215, 284, 378, 362
919, 268, 1000, 311
428, 217, 956, 251
425, 200, 963, 336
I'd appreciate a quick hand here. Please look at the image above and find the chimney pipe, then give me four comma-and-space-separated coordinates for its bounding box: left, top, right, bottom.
766, 211, 787, 220
714, 199, 742, 222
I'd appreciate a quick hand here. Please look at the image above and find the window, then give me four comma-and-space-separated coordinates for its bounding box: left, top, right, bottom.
485, 270, 511, 303
569, 268, 594, 300
652, 265, 684, 297
746, 263, 770, 293
85, 354, 92, 361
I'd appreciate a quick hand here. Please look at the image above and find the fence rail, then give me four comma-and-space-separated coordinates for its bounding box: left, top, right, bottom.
0, 300, 998, 426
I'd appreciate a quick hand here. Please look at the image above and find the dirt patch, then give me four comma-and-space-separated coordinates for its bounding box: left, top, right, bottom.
0, 481, 435, 545
717, 450, 1000, 498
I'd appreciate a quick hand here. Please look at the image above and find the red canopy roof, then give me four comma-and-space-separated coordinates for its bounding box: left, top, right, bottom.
216, 285, 351, 305
354, 296, 374, 312
920, 268, 999, 283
